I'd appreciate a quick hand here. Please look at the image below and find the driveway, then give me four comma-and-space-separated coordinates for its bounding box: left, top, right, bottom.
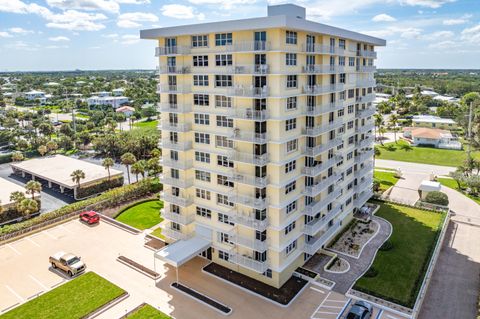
375, 159, 456, 176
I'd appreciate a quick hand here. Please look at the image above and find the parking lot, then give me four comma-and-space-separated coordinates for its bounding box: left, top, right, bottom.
0, 219, 403, 319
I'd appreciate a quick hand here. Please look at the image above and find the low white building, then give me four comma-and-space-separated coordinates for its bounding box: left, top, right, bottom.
115, 106, 135, 117
87, 95, 129, 109
24, 90, 48, 104
403, 127, 461, 150
112, 88, 125, 96
412, 115, 457, 129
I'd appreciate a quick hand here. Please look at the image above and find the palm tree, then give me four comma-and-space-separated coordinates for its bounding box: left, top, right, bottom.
388, 114, 399, 143
374, 146, 381, 169
46, 140, 58, 154
373, 113, 384, 144
71, 169, 86, 188
11, 151, 24, 162
10, 191, 26, 211
102, 157, 114, 181
25, 180, 42, 200
121, 152, 137, 184
18, 198, 38, 218
130, 161, 145, 182
37, 145, 47, 156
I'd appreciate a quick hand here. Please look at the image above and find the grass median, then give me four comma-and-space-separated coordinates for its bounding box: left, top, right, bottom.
0, 272, 125, 319
125, 304, 172, 318
374, 170, 400, 192
115, 199, 163, 230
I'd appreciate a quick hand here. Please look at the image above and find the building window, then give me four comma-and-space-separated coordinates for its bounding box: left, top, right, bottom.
215, 54, 233, 66
347, 151, 353, 160
284, 221, 296, 235
216, 135, 234, 148
349, 57, 355, 66
286, 75, 297, 88
195, 170, 211, 182
339, 56, 345, 66
348, 105, 354, 114
215, 75, 233, 87
286, 31, 297, 44
215, 95, 232, 108
339, 39, 346, 49
285, 118, 296, 131
191, 35, 208, 48
196, 206, 211, 218
339, 73, 346, 84
193, 94, 209, 106
193, 75, 209, 86
286, 201, 297, 214
217, 155, 233, 167
337, 109, 344, 117
339, 91, 346, 100
347, 121, 354, 129
286, 53, 297, 66
217, 195, 234, 207
171, 168, 179, 179
285, 240, 297, 254
286, 139, 298, 153
263, 269, 272, 278
216, 115, 233, 127
193, 55, 208, 67
348, 89, 355, 98
217, 175, 234, 187
286, 96, 297, 110
218, 250, 230, 261
215, 33, 232, 46
285, 181, 296, 194
285, 160, 296, 173
194, 113, 210, 125
195, 151, 210, 163
195, 132, 210, 144
196, 188, 211, 200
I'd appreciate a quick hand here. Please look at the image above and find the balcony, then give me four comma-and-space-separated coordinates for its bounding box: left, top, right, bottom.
355, 177, 373, 192
356, 136, 374, 149
227, 192, 268, 209
228, 172, 268, 187
230, 130, 268, 143
356, 65, 377, 73
155, 46, 190, 56
230, 254, 269, 273
304, 188, 342, 216
355, 122, 374, 134
229, 151, 268, 165
302, 65, 344, 74
161, 227, 189, 240
229, 64, 269, 75
305, 101, 344, 116
158, 103, 192, 113
355, 94, 375, 104
160, 158, 193, 170
354, 163, 373, 179
230, 109, 269, 121
303, 120, 343, 136
232, 211, 269, 231
304, 205, 342, 236
161, 209, 195, 225
302, 156, 339, 177
157, 84, 191, 94
356, 79, 377, 88
160, 176, 194, 188
304, 174, 340, 197
303, 83, 344, 95
224, 40, 271, 52
356, 108, 376, 118
355, 149, 374, 164
160, 192, 193, 207
354, 190, 373, 208
158, 65, 190, 74
159, 121, 191, 132
227, 86, 269, 98
304, 221, 342, 255
357, 50, 377, 59
305, 138, 343, 157
302, 44, 346, 55
228, 232, 268, 251
159, 140, 192, 151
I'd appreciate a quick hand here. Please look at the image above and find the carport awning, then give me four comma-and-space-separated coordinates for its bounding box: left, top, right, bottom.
155, 236, 211, 267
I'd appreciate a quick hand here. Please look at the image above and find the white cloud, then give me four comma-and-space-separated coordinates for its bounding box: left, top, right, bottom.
45, 0, 119, 13
114, 0, 150, 3
187, 0, 256, 9
49, 36, 70, 41
102, 33, 119, 38
117, 12, 158, 28
363, 26, 423, 39
425, 30, 454, 40
161, 4, 205, 20
121, 34, 140, 45
5, 41, 39, 51
9, 27, 34, 34
372, 13, 396, 22
45, 44, 69, 49
461, 24, 480, 44
428, 40, 458, 49
398, 0, 455, 8
443, 14, 472, 25
0, 31, 13, 38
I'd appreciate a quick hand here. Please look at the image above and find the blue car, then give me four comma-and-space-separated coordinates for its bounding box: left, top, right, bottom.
346, 301, 373, 319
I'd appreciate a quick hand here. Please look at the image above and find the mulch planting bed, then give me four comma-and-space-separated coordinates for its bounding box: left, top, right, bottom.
204, 263, 308, 305
171, 282, 232, 314
295, 267, 318, 279
145, 236, 166, 250
117, 256, 160, 279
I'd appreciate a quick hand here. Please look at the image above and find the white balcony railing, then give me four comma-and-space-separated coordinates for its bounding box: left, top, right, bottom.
303, 120, 343, 136
228, 172, 268, 187
229, 151, 268, 165
159, 103, 192, 113
302, 156, 338, 177
227, 86, 269, 98
159, 121, 191, 132
155, 46, 190, 56
157, 84, 191, 94
160, 192, 194, 207
228, 232, 268, 251
302, 65, 344, 74
354, 190, 373, 207
355, 122, 374, 134
304, 205, 342, 236
304, 189, 342, 216
305, 138, 343, 157
303, 84, 344, 95
161, 209, 195, 225
355, 149, 374, 164
304, 174, 340, 197
160, 176, 194, 189
158, 65, 190, 74
305, 101, 344, 116
161, 227, 189, 240
231, 109, 269, 120
356, 136, 374, 149
233, 213, 269, 231
304, 221, 342, 255
356, 65, 377, 73
160, 158, 193, 170
227, 192, 268, 209
230, 254, 269, 273
356, 108, 376, 118
159, 140, 192, 151
230, 130, 268, 143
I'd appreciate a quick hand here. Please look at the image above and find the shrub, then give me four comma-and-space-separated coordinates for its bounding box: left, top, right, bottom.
364, 267, 378, 278
380, 240, 394, 251
424, 191, 449, 206
76, 176, 124, 199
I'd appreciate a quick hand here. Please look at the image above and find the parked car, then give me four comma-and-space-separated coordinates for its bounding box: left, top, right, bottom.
346, 301, 373, 319
80, 211, 100, 224
49, 252, 86, 276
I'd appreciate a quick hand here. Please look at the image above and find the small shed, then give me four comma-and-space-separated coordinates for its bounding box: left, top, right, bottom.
418, 180, 441, 200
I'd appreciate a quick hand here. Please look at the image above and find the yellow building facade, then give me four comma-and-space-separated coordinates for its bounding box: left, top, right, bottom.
142, 4, 385, 288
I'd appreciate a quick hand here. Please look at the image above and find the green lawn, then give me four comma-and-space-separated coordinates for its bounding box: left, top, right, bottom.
133, 119, 158, 128
437, 177, 480, 206
115, 199, 163, 230
0, 272, 125, 319
354, 202, 445, 308
151, 227, 165, 240
126, 304, 171, 318
374, 170, 400, 192
377, 140, 480, 167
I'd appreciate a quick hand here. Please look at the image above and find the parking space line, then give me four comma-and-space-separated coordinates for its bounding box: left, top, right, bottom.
59, 225, 73, 234
328, 299, 347, 302
375, 309, 384, 319
7, 244, 21, 255
316, 311, 339, 314
387, 315, 400, 319
43, 230, 57, 240
29, 275, 48, 291
311, 291, 331, 319
5, 285, 24, 302
322, 305, 343, 309
26, 237, 40, 247
310, 286, 325, 294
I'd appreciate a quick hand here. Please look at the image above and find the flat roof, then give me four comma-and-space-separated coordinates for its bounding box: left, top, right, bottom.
11, 155, 123, 189
0, 177, 27, 206
419, 180, 441, 192
155, 236, 211, 267
140, 5, 385, 46
413, 115, 456, 124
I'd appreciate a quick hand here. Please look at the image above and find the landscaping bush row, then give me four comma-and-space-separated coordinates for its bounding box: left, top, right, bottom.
76, 176, 124, 199
0, 178, 161, 236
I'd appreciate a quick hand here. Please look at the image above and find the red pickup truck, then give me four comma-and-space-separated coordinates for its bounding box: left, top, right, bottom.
80, 211, 100, 224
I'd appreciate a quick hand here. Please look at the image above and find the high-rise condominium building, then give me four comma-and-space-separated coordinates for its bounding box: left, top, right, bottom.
141, 4, 385, 289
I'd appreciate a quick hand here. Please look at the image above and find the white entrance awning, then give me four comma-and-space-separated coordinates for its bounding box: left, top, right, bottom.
419, 180, 441, 192
154, 236, 211, 267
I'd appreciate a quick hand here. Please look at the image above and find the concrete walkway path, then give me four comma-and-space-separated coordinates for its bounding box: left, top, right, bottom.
375, 159, 456, 176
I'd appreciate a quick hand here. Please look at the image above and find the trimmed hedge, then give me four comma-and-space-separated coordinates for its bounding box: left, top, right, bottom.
76, 176, 124, 199
0, 178, 160, 236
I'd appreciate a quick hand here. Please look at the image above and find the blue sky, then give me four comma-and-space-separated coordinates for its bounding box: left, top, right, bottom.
0, 0, 479, 71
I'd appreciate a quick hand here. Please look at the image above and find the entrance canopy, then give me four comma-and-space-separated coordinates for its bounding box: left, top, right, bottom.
419, 180, 441, 192
155, 236, 211, 267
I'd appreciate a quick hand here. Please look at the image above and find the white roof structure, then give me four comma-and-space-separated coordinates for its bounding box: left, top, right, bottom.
141, 4, 386, 46
419, 180, 441, 192
0, 178, 27, 206
413, 115, 456, 125
155, 236, 211, 267
11, 155, 123, 189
